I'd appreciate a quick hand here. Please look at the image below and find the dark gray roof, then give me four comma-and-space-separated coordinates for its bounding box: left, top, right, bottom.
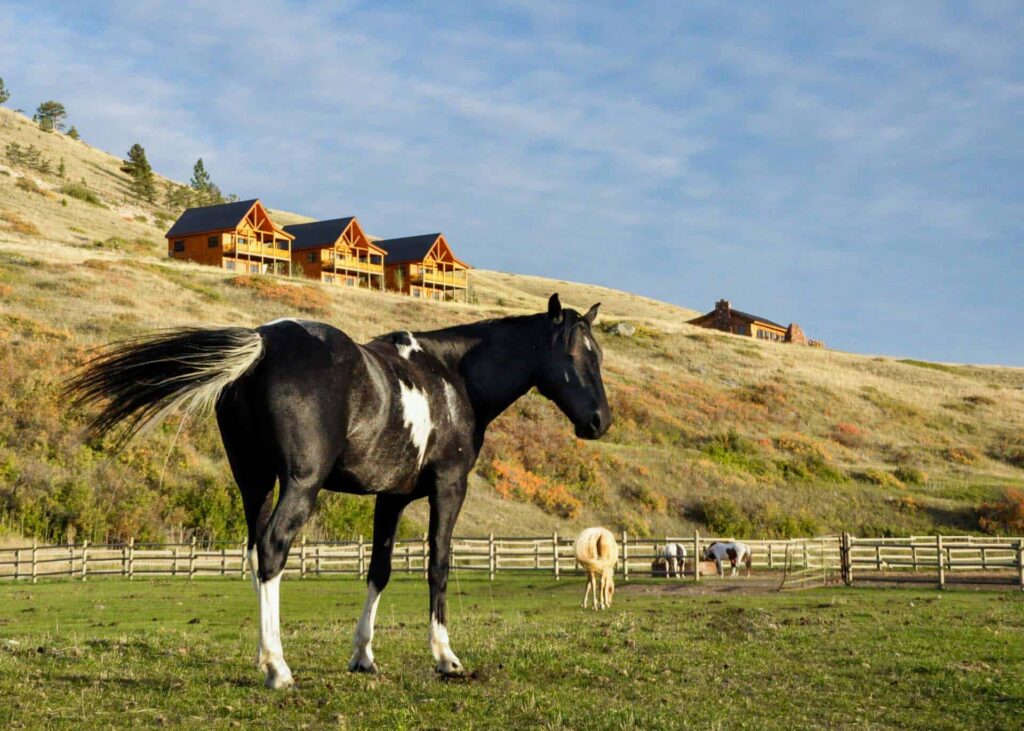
374, 233, 441, 264
731, 309, 786, 330
690, 307, 786, 330
283, 217, 356, 251
165, 199, 258, 238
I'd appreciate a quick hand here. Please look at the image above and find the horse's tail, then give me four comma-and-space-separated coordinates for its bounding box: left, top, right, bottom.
66, 327, 264, 446
744, 546, 753, 574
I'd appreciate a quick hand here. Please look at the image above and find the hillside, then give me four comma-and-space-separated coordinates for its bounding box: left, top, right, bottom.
2, 106, 1024, 544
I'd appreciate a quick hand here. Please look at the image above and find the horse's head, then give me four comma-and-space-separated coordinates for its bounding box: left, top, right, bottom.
534, 293, 612, 440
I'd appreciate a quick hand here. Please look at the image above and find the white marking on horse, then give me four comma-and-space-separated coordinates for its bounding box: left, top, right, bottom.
429, 613, 462, 673
257, 573, 293, 688
564, 371, 570, 383
443, 381, 459, 419
349, 582, 381, 671
396, 331, 422, 359
583, 335, 593, 351
399, 382, 433, 468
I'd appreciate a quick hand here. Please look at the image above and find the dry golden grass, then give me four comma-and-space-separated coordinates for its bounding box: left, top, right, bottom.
2, 106, 1024, 542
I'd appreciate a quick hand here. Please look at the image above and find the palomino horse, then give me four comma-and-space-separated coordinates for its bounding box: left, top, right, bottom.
703, 540, 752, 577
68, 294, 611, 688
574, 527, 618, 610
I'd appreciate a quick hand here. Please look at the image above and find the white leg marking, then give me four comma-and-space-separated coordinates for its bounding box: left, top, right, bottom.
349, 582, 381, 672
257, 573, 293, 689
429, 614, 462, 674
399, 382, 433, 468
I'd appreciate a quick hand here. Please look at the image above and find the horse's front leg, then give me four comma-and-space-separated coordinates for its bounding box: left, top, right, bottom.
427, 473, 467, 676
349, 493, 412, 673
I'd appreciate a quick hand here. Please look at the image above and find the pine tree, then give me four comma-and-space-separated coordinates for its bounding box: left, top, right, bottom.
0, 78, 10, 106
190, 158, 213, 203
122, 143, 155, 202
57, 157, 66, 178
35, 101, 67, 131
67, 126, 80, 140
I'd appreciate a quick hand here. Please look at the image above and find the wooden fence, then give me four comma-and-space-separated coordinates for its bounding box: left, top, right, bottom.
0, 531, 1021, 590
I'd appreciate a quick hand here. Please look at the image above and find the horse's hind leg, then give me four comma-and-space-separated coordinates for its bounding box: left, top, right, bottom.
582, 573, 592, 609
350, 493, 412, 673
255, 470, 324, 689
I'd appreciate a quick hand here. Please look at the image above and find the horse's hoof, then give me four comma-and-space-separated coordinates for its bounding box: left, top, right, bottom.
348, 659, 379, 674
263, 665, 294, 690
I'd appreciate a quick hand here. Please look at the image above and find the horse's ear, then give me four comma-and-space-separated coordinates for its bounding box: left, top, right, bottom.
583, 302, 600, 326
548, 293, 563, 323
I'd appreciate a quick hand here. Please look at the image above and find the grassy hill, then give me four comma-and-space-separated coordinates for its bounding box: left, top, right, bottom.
2, 106, 1024, 544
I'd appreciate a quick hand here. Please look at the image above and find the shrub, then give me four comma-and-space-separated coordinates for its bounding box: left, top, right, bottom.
0, 211, 40, 236
15, 176, 44, 195
944, 446, 980, 465
701, 496, 752, 537
831, 422, 866, 448
989, 433, 1024, 469
621, 482, 668, 514
859, 468, 904, 489
701, 429, 771, 476
229, 275, 331, 315
60, 181, 104, 206
490, 458, 582, 519
978, 488, 1024, 535
734, 383, 788, 411
893, 466, 927, 485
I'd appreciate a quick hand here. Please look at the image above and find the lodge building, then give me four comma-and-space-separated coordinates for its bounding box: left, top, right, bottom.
283, 217, 387, 291
377, 233, 470, 301
688, 299, 824, 347
166, 201, 472, 300
165, 199, 294, 275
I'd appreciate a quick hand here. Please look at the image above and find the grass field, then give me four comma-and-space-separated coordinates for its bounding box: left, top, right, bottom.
1, 577, 1023, 729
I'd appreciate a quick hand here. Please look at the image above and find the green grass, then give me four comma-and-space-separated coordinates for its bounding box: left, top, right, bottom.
2, 576, 1023, 729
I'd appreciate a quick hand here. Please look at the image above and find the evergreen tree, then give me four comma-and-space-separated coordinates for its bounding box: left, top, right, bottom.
189, 158, 213, 203
57, 157, 66, 178
67, 126, 80, 140
0, 78, 10, 106
35, 101, 67, 131
121, 143, 155, 201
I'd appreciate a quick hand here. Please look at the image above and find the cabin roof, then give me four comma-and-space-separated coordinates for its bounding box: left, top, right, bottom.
284, 217, 356, 251
165, 199, 260, 238
375, 233, 444, 264
689, 308, 786, 330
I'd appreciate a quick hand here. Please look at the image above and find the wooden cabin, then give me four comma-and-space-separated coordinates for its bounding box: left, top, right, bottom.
688, 299, 790, 341
377, 233, 470, 301
284, 217, 387, 290
165, 199, 294, 275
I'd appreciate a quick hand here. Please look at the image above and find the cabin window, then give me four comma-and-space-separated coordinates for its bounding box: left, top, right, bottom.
307, 253, 317, 263
346, 278, 355, 287
276, 239, 288, 250
173, 240, 185, 252
324, 274, 334, 283
224, 260, 236, 271
250, 263, 260, 273
412, 289, 421, 298
208, 236, 219, 248
237, 236, 248, 245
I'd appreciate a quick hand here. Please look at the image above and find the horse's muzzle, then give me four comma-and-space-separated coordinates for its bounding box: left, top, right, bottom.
576, 410, 611, 440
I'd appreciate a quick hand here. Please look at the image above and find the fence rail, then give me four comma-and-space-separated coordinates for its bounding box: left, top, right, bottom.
1, 532, 1022, 590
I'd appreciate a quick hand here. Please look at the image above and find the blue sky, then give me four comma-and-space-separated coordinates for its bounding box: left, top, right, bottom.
1, 1, 1022, 364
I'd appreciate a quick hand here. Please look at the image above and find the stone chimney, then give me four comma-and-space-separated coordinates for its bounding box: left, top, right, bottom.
785, 323, 808, 345
712, 299, 732, 331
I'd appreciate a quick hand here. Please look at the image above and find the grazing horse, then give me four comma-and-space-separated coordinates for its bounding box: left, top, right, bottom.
661, 542, 687, 578
574, 527, 618, 610
67, 294, 611, 688
703, 540, 752, 577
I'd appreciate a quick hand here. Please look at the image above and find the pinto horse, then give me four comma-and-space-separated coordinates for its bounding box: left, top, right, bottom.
68, 294, 611, 688
703, 540, 752, 577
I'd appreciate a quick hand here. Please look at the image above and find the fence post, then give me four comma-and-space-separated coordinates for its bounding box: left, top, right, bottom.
1017, 539, 1023, 592
68, 544, 74, 578
404, 543, 410, 574
422, 533, 428, 579
622, 530, 629, 582
911, 544, 918, 572
172, 545, 178, 577
240, 542, 247, 580
534, 540, 540, 570
936, 535, 945, 590
768, 542, 775, 570
847, 535, 855, 586
189, 536, 197, 580
316, 542, 322, 576
488, 533, 496, 581
981, 546, 988, 570
553, 531, 560, 581
357, 535, 365, 580
840, 533, 849, 586
31, 540, 37, 584
14, 548, 19, 581
81, 539, 89, 581
694, 530, 701, 583
128, 537, 135, 580
874, 544, 881, 572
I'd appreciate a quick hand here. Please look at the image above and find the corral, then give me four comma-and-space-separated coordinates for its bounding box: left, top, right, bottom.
1, 575, 1022, 729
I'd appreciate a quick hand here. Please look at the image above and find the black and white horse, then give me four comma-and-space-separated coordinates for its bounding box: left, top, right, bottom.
661, 542, 687, 578
68, 294, 610, 688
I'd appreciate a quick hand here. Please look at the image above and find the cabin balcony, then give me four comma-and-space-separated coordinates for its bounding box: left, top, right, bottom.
224, 239, 292, 261
409, 267, 468, 289
323, 253, 384, 274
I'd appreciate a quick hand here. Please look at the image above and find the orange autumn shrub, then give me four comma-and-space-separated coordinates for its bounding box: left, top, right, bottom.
491, 458, 582, 519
